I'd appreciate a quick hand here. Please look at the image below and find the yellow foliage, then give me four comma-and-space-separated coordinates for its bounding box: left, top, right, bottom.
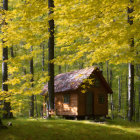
0, 0, 139, 115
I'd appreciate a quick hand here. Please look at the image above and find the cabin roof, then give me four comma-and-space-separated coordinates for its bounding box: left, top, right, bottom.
41, 66, 113, 95
41, 66, 95, 95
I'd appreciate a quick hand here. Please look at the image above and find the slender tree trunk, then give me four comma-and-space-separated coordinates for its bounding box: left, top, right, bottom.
29, 46, 34, 117
41, 44, 45, 117
42, 44, 45, 71
110, 69, 114, 119
128, 63, 134, 121
0, 118, 3, 126
2, 0, 13, 119
118, 76, 121, 113
138, 65, 140, 121
106, 61, 109, 84
45, 95, 49, 118
127, 0, 134, 121
35, 95, 38, 117
10, 46, 14, 57
126, 75, 128, 118
136, 64, 140, 121
139, 65, 140, 106
58, 65, 61, 74
48, 0, 55, 112
139, 73, 140, 122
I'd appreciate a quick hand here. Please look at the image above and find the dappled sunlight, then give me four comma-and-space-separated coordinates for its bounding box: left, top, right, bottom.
103, 123, 140, 136
81, 120, 140, 136
1, 118, 140, 140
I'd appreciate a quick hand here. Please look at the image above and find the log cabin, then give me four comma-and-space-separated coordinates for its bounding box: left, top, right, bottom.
41, 66, 113, 118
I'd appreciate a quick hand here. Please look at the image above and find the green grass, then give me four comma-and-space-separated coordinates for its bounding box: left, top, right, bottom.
0, 118, 140, 140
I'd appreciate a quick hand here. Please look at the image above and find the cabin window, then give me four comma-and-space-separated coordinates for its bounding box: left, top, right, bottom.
63, 94, 70, 104
98, 94, 105, 104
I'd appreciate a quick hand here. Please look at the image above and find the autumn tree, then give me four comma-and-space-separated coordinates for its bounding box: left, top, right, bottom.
127, 0, 134, 121
48, 0, 55, 112
29, 46, 34, 117
0, 0, 139, 120
2, 0, 13, 119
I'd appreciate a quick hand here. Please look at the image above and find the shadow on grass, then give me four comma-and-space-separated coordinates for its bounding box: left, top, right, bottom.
106, 118, 140, 128
0, 118, 140, 140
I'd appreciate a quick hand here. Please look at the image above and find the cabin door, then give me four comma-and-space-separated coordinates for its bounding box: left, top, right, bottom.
86, 92, 93, 115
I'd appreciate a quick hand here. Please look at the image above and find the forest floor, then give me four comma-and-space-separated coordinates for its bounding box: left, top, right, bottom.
0, 118, 140, 140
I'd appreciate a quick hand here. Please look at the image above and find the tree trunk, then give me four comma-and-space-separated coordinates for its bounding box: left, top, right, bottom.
127, 0, 134, 121
138, 65, 140, 121
48, 0, 55, 112
42, 44, 45, 71
126, 75, 128, 118
29, 46, 34, 117
10, 46, 14, 57
110, 69, 114, 119
35, 95, 38, 118
58, 65, 61, 74
136, 64, 140, 121
118, 76, 121, 113
106, 61, 109, 84
40, 43, 45, 118
128, 63, 134, 121
45, 95, 50, 118
0, 118, 3, 126
2, 0, 13, 119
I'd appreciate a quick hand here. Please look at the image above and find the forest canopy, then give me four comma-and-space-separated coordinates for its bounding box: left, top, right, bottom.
0, 0, 139, 121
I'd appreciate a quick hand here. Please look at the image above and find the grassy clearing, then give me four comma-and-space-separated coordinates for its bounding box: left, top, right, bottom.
0, 118, 140, 140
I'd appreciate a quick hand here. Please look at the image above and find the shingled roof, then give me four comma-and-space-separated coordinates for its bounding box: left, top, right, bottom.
41, 66, 98, 95
41, 66, 113, 95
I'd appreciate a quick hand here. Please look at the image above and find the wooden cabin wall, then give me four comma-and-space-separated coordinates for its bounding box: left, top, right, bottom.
93, 84, 108, 116
78, 85, 108, 116
55, 91, 78, 116
78, 92, 86, 116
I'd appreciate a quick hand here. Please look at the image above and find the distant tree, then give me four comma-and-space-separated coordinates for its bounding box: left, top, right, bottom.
138, 65, 140, 121
110, 68, 114, 119
42, 43, 45, 72
106, 61, 109, 84
48, 0, 55, 113
126, 75, 128, 118
10, 46, 14, 58
29, 46, 34, 117
127, 0, 134, 121
118, 76, 121, 113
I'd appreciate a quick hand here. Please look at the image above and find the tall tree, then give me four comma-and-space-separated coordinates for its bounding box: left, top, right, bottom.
110, 68, 114, 119
48, 0, 55, 112
127, 0, 134, 121
2, 0, 13, 119
126, 75, 128, 118
10, 46, 14, 58
139, 65, 140, 121
29, 46, 34, 117
118, 76, 121, 113
106, 61, 109, 84
42, 44, 45, 72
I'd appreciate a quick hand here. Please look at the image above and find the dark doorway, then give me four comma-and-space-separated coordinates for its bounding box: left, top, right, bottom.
86, 92, 93, 115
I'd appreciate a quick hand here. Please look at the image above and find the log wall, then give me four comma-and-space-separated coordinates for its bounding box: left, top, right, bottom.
55, 91, 78, 116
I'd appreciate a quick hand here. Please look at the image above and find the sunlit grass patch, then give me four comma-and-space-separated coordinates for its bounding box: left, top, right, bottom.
0, 118, 140, 140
